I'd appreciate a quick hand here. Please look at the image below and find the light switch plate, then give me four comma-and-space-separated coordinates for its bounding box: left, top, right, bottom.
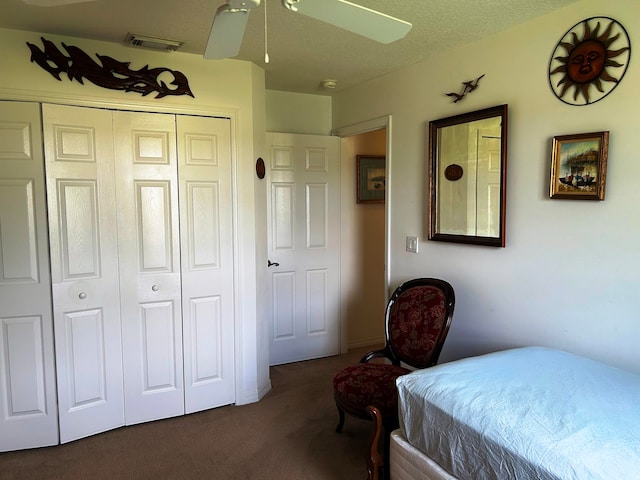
406, 235, 419, 253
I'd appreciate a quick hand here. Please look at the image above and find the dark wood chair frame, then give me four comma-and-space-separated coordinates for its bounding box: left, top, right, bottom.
334, 278, 455, 480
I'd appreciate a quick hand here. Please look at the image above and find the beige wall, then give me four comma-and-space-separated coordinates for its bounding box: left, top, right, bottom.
266, 90, 332, 135
0, 27, 270, 403
332, 0, 640, 373
341, 129, 387, 348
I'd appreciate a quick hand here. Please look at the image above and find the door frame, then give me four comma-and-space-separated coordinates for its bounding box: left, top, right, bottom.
332, 115, 391, 354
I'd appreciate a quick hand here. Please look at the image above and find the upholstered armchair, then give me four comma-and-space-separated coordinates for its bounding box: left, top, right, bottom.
332, 278, 455, 480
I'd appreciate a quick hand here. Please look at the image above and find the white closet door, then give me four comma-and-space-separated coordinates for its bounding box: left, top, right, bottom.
177, 115, 235, 413
0, 101, 59, 451
43, 103, 125, 443
113, 111, 184, 425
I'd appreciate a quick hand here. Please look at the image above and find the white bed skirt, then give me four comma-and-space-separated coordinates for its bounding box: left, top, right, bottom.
390, 429, 458, 480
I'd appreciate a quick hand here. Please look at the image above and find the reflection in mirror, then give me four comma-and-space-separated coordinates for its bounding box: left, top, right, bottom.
428, 104, 508, 247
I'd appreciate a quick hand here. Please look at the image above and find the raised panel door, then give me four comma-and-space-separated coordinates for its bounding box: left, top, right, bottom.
42, 103, 125, 443
266, 133, 341, 365
0, 101, 59, 451
177, 115, 235, 413
113, 111, 184, 425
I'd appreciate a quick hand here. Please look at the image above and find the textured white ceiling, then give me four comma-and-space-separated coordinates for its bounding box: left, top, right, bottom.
1, 0, 580, 95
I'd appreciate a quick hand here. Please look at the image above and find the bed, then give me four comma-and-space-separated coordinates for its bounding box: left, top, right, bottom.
390, 346, 640, 480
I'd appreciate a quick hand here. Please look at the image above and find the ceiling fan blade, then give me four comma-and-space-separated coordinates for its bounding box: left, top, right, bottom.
204, 4, 251, 59
21, 0, 96, 5
284, 0, 412, 44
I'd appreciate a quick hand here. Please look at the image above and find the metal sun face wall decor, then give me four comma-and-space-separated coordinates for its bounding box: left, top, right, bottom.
548, 17, 630, 106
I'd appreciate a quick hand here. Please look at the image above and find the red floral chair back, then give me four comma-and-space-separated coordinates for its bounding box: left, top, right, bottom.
385, 278, 455, 368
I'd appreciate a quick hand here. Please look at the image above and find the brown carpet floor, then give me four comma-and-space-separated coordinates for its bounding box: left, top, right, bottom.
0, 347, 379, 480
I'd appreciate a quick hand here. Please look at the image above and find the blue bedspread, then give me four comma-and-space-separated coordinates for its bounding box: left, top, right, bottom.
396, 346, 640, 480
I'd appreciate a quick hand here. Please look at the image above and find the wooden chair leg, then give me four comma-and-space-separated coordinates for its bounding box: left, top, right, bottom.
335, 403, 345, 433
366, 405, 383, 480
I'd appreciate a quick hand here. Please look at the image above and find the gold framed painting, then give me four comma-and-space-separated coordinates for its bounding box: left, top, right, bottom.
356, 155, 385, 203
550, 131, 609, 200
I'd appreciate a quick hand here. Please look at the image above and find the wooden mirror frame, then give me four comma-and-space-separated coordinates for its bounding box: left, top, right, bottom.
428, 104, 508, 247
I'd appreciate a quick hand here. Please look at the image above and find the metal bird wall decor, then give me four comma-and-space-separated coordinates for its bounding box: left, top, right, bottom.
26, 37, 194, 99
445, 74, 485, 103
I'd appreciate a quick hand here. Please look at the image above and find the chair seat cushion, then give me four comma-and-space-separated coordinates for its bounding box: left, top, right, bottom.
333, 363, 411, 418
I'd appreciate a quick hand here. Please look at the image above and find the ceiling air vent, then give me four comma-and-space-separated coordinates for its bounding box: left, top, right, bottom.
126, 33, 184, 52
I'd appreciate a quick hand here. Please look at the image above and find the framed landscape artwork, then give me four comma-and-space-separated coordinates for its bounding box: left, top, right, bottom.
356, 155, 386, 203
550, 131, 609, 200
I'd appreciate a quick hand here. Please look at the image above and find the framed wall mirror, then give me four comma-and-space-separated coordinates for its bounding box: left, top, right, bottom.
428, 104, 508, 247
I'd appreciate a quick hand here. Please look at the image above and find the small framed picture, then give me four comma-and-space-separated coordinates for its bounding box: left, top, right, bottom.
550, 131, 609, 200
356, 155, 386, 203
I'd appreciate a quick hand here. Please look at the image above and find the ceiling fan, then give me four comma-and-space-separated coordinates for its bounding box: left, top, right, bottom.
19, 0, 412, 60
204, 0, 412, 60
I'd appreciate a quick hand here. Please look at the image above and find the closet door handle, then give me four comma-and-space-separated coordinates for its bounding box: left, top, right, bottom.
268, 260, 279, 267
152, 284, 159, 292
78, 292, 87, 300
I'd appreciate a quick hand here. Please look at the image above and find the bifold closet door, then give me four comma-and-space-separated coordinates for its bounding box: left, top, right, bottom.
113, 111, 184, 425
0, 101, 59, 451
35, 104, 235, 444
177, 115, 235, 413
43, 103, 125, 443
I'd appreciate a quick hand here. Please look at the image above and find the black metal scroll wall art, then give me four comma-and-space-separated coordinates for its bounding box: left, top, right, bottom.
26, 37, 194, 99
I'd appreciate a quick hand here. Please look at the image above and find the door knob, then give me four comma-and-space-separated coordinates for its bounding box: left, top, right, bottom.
152, 284, 159, 291
268, 260, 280, 267
78, 292, 87, 299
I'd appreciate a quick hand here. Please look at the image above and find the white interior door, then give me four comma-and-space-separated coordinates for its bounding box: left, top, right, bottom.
266, 133, 341, 365
177, 115, 235, 413
113, 111, 184, 425
43, 103, 125, 443
0, 101, 59, 451
476, 127, 501, 237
